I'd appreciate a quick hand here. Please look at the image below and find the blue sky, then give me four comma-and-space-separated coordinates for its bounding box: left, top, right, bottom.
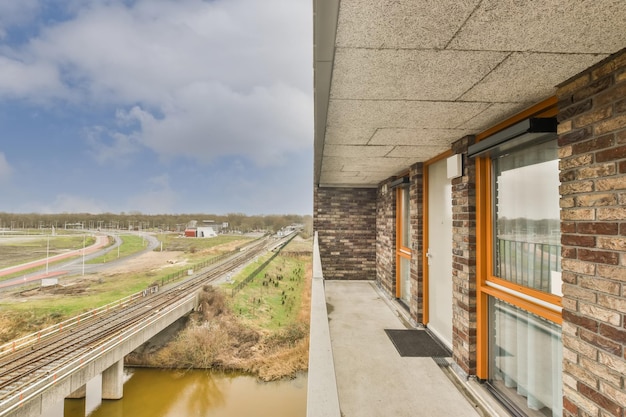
0, 0, 313, 215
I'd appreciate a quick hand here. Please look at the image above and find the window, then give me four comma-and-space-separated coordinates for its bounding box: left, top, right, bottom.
474, 114, 563, 417
492, 140, 562, 296
396, 185, 412, 306
487, 138, 562, 417
489, 298, 562, 417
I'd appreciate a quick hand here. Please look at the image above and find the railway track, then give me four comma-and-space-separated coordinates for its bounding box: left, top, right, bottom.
0, 234, 290, 411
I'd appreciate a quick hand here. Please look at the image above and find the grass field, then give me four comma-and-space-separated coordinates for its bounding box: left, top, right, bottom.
223, 253, 309, 331
156, 233, 253, 253
0, 235, 97, 269
0, 234, 257, 335
87, 235, 147, 264
0, 234, 309, 347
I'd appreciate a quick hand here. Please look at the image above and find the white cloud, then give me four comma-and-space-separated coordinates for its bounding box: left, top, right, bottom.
84, 125, 141, 165
0, 56, 66, 99
5, 0, 313, 166
0, 152, 13, 182
0, 1, 39, 32
119, 81, 312, 165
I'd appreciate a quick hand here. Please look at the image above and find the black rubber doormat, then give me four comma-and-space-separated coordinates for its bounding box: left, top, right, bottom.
384, 329, 451, 357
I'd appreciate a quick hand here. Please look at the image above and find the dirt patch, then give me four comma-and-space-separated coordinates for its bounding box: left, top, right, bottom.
100, 250, 187, 274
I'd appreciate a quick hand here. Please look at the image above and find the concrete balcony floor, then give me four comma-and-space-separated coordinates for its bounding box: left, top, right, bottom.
325, 280, 505, 417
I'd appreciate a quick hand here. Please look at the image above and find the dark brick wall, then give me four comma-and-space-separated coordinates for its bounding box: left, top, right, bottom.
375, 165, 423, 323
314, 186, 377, 280
557, 49, 626, 417
450, 136, 477, 376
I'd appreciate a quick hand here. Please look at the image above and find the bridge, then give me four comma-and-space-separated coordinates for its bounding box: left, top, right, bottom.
0, 234, 291, 417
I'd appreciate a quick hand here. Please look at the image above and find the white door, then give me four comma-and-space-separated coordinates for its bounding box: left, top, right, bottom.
427, 159, 453, 349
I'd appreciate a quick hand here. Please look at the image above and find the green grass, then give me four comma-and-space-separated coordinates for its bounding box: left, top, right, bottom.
0, 269, 164, 318
0, 236, 253, 319
0, 235, 96, 269
87, 235, 146, 264
0, 236, 97, 282
156, 233, 253, 253
0, 235, 309, 343
225, 254, 308, 330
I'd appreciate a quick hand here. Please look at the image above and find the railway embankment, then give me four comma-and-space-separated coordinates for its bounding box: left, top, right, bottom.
127, 246, 312, 381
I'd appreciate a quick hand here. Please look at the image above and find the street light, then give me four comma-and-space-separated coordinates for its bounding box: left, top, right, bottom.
82, 234, 86, 276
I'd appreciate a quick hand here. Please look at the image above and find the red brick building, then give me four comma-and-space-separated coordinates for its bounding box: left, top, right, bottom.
313, 2, 626, 416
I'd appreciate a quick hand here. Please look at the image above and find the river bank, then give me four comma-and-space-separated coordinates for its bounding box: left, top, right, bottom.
126, 245, 312, 381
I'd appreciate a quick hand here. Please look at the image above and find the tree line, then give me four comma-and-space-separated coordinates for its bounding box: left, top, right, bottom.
0, 212, 312, 235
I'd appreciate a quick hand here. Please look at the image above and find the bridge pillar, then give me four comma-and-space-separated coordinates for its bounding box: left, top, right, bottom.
66, 384, 86, 399
101, 360, 123, 400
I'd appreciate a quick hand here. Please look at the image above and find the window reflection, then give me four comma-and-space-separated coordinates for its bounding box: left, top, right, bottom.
401, 187, 410, 248
492, 141, 561, 295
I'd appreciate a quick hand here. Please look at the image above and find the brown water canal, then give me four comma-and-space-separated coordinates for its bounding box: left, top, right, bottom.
40, 368, 307, 417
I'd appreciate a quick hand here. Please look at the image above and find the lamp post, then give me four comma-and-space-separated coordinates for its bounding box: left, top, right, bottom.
82, 234, 86, 276
46, 235, 50, 275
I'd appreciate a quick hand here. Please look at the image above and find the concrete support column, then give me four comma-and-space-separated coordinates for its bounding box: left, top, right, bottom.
101, 360, 123, 400
65, 384, 86, 399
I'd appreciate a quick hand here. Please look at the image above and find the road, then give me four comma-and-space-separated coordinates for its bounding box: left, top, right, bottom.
0, 232, 160, 291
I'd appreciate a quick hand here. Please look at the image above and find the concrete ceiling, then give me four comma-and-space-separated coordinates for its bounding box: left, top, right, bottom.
314, 0, 626, 188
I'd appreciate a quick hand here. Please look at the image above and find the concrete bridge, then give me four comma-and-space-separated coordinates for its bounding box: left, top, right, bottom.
0, 291, 198, 417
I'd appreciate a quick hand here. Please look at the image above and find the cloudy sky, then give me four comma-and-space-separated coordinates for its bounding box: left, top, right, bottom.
0, 0, 313, 215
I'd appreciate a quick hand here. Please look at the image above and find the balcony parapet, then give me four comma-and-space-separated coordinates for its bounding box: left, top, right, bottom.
306, 232, 341, 417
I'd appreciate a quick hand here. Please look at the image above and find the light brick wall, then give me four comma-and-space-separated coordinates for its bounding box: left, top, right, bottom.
557, 49, 626, 417
314, 186, 377, 280
409, 163, 424, 323
450, 136, 478, 376
376, 179, 396, 295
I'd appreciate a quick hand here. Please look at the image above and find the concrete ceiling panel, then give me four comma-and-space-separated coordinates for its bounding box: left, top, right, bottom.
314, 0, 626, 187
386, 145, 451, 159
458, 102, 529, 130
460, 52, 607, 103
343, 156, 414, 170
448, 0, 626, 54
323, 144, 394, 158
325, 126, 376, 145
335, 0, 480, 49
330, 48, 508, 100
326, 99, 491, 130
369, 128, 474, 146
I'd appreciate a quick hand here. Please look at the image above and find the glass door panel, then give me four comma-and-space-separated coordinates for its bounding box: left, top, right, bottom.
396, 185, 412, 306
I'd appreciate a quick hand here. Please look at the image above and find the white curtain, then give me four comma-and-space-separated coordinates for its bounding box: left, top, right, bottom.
493, 300, 562, 416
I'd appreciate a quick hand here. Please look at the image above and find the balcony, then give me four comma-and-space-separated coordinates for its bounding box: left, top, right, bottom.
307, 232, 510, 417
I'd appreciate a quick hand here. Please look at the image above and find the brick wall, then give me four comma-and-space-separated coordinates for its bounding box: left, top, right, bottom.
375, 167, 423, 323
450, 136, 478, 376
409, 163, 424, 323
557, 49, 626, 417
314, 186, 377, 280
376, 179, 396, 294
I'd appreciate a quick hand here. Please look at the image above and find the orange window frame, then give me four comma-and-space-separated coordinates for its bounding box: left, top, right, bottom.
395, 185, 411, 299
475, 97, 562, 379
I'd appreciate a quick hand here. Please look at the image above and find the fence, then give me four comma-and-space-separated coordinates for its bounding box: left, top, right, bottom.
496, 237, 561, 293
160, 250, 236, 287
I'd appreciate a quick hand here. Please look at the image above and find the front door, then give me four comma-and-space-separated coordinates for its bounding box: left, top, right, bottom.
426, 158, 453, 348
